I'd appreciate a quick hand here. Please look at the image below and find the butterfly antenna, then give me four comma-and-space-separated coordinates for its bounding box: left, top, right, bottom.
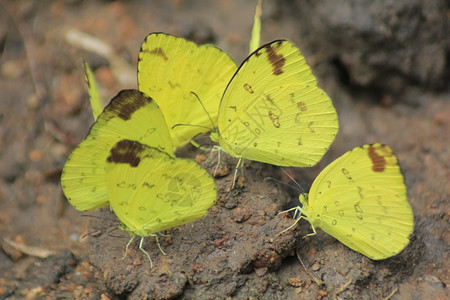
80, 214, 123, 238
190, 91, 216, 129
172, 123, 211, 130
80, 214, 117, 222
280, 168, 305, 194
81, 229, 103, 239
264, 176, 303, 193
107, 226, 126, 238
195, 142, 213, 152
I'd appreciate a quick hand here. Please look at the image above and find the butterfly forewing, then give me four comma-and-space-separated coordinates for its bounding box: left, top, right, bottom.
217, 40, 338, 167
138, 33, 237, 148
61, 90, 173, 211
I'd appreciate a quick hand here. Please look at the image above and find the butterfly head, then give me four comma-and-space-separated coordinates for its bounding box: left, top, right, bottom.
118, 222, 129, 232
298, 193, 309, 207
209, 130, 220, 143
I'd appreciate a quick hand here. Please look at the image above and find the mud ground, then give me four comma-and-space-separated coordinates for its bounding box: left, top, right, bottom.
0, 0, 448, 299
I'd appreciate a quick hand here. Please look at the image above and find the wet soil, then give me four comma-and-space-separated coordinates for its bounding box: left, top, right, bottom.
0, 1, 448, 299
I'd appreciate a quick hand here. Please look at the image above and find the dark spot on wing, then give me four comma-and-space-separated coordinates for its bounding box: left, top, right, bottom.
243, 83, 254, 93
107, 139, 145, 167
297, 101, 307, 111
368, 144, 386, 172
105, 89, 151, 121
149, 47, 168, 60
266, 41, 285, 75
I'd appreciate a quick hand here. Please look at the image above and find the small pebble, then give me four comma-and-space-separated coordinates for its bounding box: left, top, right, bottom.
254, 267, 268, 277
288, 277, 302, 287
311, 262, 321, 271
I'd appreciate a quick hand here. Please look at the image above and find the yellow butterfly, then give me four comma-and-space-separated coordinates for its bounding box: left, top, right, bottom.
138, 33, 238, 149
61, 89, 174, 211
284, 144, 414, 260
105, 139, 217, 267
210, 39, 338, 168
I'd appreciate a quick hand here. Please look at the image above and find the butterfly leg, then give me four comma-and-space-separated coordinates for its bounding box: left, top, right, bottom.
278, 206, 301, 215
123, 235, 135, 259
277, 206, 308, 235
205, 144, 219, 164
212, 146, 222, 177
303, 224, 317, 238
229, 157, 244, 190
154, 234, 167, 256
278, 215, 303, 235
138, 237, 153, 268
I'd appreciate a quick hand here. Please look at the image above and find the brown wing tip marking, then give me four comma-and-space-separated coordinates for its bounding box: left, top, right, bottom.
107, 139, 145, 167
148, 47, 168, 60
367, 144, 389, 172
257, 41, 285, 75
108, 90, 151, 121
267, 43, 285, 75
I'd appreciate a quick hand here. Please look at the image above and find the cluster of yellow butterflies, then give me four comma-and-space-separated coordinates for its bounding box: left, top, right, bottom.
61, 30, 413, 265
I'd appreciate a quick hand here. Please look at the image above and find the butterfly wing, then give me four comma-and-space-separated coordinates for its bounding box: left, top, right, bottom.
61, 89, 173, 211
304, 144, 414, 260
83, 61, 103, 120
138, 33, 237, 148
105, 140, 217, 236
217, 40, 338, 167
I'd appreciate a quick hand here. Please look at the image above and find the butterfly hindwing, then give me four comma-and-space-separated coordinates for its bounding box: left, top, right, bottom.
217, 40, 338, 167
61, 89, 173, 211
302, 144, 414, 260
138, 33, 238, 148
105, 139, 217, 237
